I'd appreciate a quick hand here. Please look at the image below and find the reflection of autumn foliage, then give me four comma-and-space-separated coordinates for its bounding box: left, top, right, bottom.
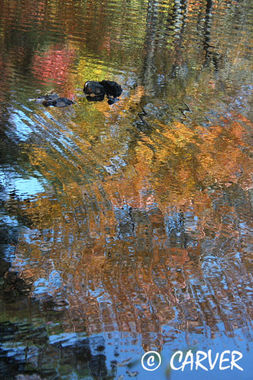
13, 202, 252, 347
102, 113, 252, 213
148, 116, 252, 207
32, 46, 76, 87
10, 108, 252, 348
0, 0, 251, 364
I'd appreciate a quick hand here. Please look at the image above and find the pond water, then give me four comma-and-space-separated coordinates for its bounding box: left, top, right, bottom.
0, 0, 252, 379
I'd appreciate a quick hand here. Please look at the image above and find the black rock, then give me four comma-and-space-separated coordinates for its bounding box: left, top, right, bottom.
84, 81, 105, 100
100, 80, 122, 98
36, 94, 74, 107
84, 80, 122, 104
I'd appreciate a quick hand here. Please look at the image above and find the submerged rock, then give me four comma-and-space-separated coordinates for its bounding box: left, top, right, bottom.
35, 94, 74, 107
44, 97, 74, 107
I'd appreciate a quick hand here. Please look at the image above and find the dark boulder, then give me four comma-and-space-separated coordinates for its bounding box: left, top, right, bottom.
83, 81, 105, 101
84, 80, 122, 104
100, 80, 122, 98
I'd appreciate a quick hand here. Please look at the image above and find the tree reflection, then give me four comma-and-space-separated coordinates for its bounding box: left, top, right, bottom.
0, 0, 252, 375
6, 110, 252, 350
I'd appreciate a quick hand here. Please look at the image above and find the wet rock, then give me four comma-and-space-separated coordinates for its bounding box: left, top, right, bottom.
52, 97, 74, 107
100, 80, 122, 98
84, 80, 122, 104
43, 97, 74, 107
84, 81, 106, 101
35, 94, 74, 107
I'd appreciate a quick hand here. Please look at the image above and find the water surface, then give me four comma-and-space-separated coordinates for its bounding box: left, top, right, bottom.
0, 0, 252, 379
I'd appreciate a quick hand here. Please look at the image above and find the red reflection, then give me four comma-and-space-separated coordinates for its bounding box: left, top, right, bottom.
32, 45, 76, 87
